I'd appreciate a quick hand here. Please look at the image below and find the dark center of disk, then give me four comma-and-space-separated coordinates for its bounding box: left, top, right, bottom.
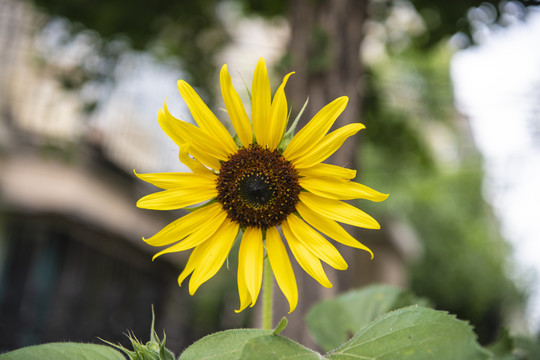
216, 144, 300, 229
240, 175, 274, 206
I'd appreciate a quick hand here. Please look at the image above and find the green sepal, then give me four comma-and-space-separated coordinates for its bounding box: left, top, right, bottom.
240, 73, 252, 102
280, 97, 309, 149
100, 307, 175, 360
181, 199, 218, 213
232, 132, 243, 147
273, 317, 288, 335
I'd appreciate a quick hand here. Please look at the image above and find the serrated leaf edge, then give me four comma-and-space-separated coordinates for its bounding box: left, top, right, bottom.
326, 305, 487, 358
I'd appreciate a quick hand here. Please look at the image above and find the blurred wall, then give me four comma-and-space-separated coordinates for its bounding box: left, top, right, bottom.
0, 0, 192, 352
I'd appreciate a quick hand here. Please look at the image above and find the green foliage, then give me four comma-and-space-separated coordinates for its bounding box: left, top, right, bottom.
178, 329, 271, 360
4, 286, 538, 360
364, 123, 522, 343
29, 0, 537, 112
239, 0, 287, 18
326, 306, 490, 360
362, 42, 524, 343
370, 0, 532, 49
362, 67, 435, 173
0, 343, 125, 360
488, 330, 540, 360
239, 335, 324, 360
31, 0, 229, 102
512, 335, 540, 360
306, 26, 331, 74
177, 301, 490, 360
488, 330, 517, 360
405, 170, 522, 342
306, 284, 429, 351
363, 44, 455, 173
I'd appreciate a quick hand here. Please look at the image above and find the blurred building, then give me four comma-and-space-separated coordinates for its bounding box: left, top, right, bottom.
0, 0, 196, 352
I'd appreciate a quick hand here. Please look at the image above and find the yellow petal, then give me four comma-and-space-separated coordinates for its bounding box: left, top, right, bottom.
189, 219, 239, 294
236, 256, 252, 313
134, 170, 216, 190
283, 96, 348, 160
220, 64, 253, 147
299, 192, 381, 229
296, 202, 373, 258
143, 203, 223, 246
300, 177, 389, 202
177, 79, 237, 155
157, 108, 185, 146
282, 221, 332, 288
160, 103, 222, 169
178, 144, 216, 174
178, 248, 202, 287
266, 227, 298, 313
136, 187, 217, 210
252, 58, 271, 146
236, 231, 253, 313
285, 215, 347, 270
151, 209, 228, 259
292, 123, 365, 169
267, 72, 294, 150
168, 110, 230, 162
238, 226, 263, 307
297, 163, 356, 180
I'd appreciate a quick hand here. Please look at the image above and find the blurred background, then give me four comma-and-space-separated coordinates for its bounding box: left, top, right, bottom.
0, 0, 539, 354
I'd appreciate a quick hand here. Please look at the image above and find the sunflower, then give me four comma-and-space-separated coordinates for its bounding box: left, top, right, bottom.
135, 58, 388, 313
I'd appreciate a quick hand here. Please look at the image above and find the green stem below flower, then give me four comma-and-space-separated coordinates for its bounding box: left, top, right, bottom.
262, 256, 273, 330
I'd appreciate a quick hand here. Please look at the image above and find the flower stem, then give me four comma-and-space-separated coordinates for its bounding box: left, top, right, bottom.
262, 256, 273, 330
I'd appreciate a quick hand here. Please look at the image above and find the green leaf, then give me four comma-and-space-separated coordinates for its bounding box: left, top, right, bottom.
240, 335, 326, 360
327, 306, 490, 360
0, 343, 125, 360
306, 284, 429, 351
179, 328, 327, 360
178, 329, 271, 360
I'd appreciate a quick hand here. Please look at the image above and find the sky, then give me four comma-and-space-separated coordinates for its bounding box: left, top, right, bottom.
451, 7, 540, 333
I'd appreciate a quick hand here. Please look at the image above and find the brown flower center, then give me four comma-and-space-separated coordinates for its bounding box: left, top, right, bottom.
216, 144, 300, 229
